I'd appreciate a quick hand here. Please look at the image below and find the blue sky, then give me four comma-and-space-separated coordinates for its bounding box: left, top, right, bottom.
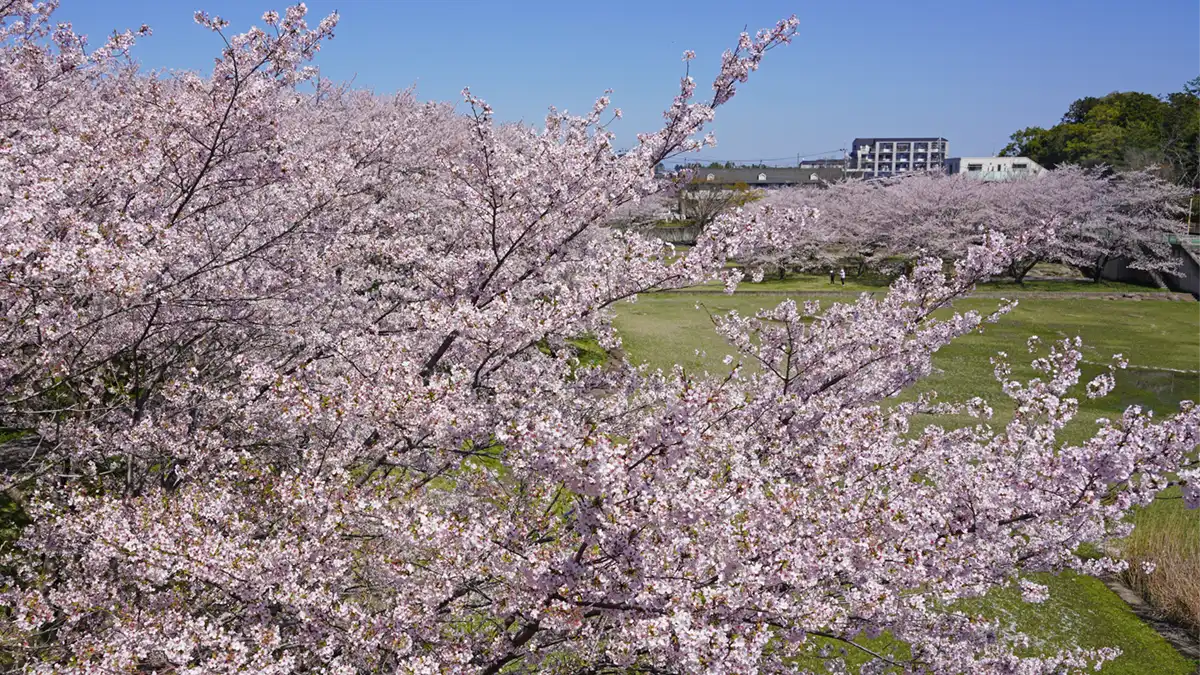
58, 0, 1197, 162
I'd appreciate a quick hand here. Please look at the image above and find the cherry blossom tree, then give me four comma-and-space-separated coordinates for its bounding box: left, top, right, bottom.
743, 173, 989, 279
982, 165, 1107, 282
864, 173, 991, 265
747, 167, 1186, 284
978, 165, 1187, 283
677, 178, 763, 231
735, 191, 831, 279
1, 4, 1198, 675
1073, 167, 1191, 282
608, 193, 679, 228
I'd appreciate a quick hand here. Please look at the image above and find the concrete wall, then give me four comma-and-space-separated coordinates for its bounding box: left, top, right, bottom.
1097, 243, 1200, 296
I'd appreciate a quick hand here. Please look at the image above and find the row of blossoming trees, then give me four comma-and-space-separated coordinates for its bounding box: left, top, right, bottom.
732, 167, 1191, 283
1, 3, 1198, 673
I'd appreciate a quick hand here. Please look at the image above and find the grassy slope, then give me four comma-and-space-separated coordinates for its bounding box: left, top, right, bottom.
789, 573, 1190, 675
1119, 485, 1200, 628
613, 291, 1199, 674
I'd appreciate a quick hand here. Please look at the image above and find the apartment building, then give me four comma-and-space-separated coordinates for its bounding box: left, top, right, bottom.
846, 137, 949, 177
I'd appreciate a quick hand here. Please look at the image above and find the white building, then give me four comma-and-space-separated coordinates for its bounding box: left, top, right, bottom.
944, 156, 1044, 180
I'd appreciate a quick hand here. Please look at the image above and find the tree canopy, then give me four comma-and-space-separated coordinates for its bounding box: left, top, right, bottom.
1000, 79, 1200, 190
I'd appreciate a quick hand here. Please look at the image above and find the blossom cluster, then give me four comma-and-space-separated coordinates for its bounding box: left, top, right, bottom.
0, 4, 1196, 674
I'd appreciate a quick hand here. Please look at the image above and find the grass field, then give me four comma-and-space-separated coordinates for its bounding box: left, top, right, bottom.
615, 293, 1197, 424
613, 287, 1200, 674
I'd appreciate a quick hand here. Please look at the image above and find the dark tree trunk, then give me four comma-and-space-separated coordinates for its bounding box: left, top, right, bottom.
1008, 256, 1041, 284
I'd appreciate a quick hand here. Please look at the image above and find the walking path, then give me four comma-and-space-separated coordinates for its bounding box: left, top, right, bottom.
672, 288, 1196, 301
1101, 576, 1200, 661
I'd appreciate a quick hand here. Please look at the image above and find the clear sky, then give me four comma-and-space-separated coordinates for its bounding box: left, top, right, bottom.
58, 0, 1198, 163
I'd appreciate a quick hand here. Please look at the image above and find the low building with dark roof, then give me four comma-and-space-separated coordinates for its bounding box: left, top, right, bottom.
687, 166, 844, 188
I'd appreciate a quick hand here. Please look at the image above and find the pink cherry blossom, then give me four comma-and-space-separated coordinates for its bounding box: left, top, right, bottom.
741, 166, 1189, 283
0, 5, 1195, 674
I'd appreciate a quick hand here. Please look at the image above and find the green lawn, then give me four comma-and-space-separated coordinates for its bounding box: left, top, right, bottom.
787, 573, 1193, 675
967, 572, 1196, 675
615, 293, 1196, 397
613, 288, 1200, 673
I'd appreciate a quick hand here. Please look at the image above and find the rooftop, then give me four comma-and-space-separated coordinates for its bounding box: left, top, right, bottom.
852, 137, 948, 144
688, 167, 844, 186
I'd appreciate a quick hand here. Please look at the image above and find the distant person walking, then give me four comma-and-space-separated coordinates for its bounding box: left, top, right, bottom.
839, 268, 846, 286
829, 269, 835, 284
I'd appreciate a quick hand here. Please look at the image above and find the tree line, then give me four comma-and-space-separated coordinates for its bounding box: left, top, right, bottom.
739, 168, 1189, 283
1001, 77, 1200, 194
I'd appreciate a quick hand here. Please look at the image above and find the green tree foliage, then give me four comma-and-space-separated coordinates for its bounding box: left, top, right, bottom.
1185, 75, 1200, 97
1001, 79, 1199, 190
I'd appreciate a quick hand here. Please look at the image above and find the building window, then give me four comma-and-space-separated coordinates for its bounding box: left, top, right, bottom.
1013, 163, 1028, 170
967, 164, 983, 172
758, 173, 767, 182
